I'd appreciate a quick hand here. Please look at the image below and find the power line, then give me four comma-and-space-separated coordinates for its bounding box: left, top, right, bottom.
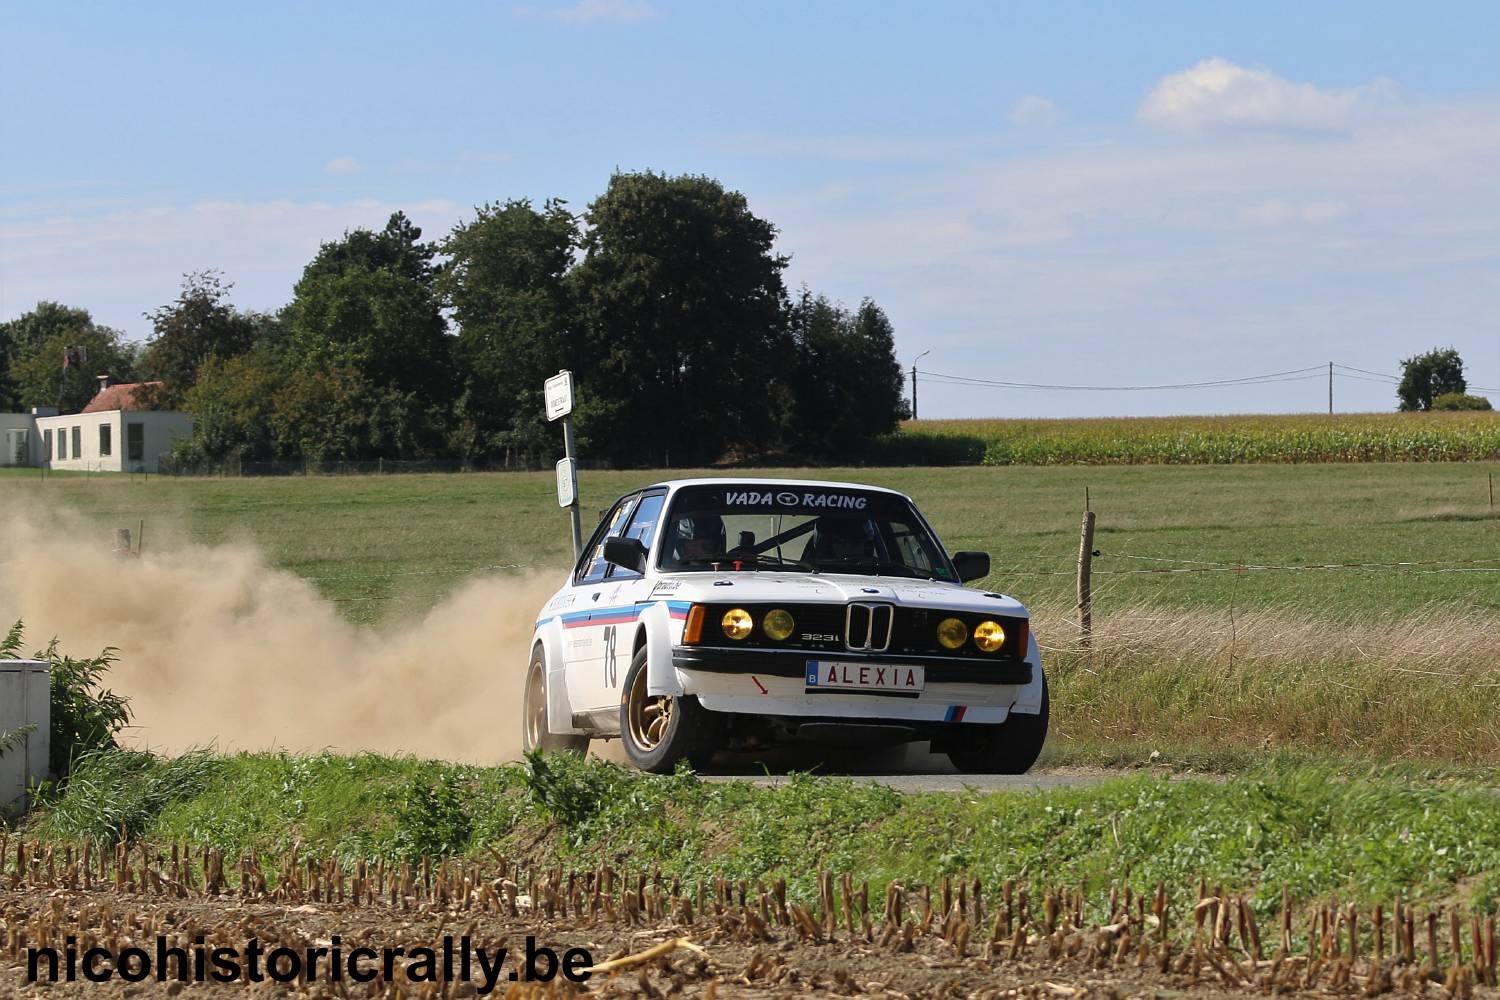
1333, 363, 1399, 382
1332, 372, 1403, 386
914, 362, 1500, 396
916, 365, 1324, 392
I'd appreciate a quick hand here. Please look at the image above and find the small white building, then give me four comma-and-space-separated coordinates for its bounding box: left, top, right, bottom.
1, 411, 44, 467
0, 379, 193, 473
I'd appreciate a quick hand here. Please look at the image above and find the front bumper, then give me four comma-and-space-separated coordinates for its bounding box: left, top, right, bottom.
672, 645, 1032, 686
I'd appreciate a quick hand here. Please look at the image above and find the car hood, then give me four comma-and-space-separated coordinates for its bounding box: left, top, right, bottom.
646, 572, 1028, 618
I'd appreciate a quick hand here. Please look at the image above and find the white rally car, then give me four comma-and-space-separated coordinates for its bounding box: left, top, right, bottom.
523, 479, 1047, 774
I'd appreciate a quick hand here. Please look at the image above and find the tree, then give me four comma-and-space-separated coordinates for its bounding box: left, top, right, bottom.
0, 323, 13, 412
439, 199, 578, 461
569, 172, 791, 466
179, 353, 282, 461
1431, 392, 1492, 411
141, 271, 259, 407
1398, 348, 1467, 411
1, 302, 96, 411
2, 303, 137, 413
784, 291, 907, 456
269, 367, 421, 462
282, 212, 452, 413
844, 299, 908, 436
784, 290, 850, 454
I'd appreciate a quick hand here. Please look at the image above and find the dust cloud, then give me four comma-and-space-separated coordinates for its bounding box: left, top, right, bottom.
0, 507, 563, 763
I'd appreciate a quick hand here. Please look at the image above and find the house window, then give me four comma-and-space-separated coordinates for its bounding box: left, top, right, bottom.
43, 429, 53, 460
72, 426, 82, 458
127, 422, 144, 462
58, 428, 67, 460
99, 424, 112, 456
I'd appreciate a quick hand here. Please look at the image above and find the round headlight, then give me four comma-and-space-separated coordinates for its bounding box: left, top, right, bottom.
763, 608, 795, 641
936, 617, 968, 650
974, 620, 1006, 652
722, 608, 753, 641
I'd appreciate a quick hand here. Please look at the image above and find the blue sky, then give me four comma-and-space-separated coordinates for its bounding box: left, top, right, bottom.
4, 0, 1499, 416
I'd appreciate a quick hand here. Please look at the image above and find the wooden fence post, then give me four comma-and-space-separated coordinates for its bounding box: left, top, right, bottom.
1077, 498, 1096, 648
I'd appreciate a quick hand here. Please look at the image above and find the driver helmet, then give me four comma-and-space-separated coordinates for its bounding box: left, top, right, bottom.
815, 516, 876, 558
673, 514, 725, 561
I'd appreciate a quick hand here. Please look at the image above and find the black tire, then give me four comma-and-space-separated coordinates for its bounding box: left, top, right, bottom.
619, 646, 717, 773
946, 670, 1049, 775
522, 646, 589, 755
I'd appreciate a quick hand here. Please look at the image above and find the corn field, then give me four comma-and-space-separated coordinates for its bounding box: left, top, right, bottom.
901, 413, 1500, 465
5, 831, 1500, 997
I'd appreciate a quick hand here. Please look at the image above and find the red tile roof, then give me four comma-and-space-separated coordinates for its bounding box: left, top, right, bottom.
81, 381, 167, 414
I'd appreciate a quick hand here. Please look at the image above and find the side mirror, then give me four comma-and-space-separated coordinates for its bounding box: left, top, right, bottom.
951, 551, 990, 583
603, 536, 649, 574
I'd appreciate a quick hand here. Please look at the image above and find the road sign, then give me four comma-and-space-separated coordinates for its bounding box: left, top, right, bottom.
555, 457, 577, 509
544, 370, 574, 422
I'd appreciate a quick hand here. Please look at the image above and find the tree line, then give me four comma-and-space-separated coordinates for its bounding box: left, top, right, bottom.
0, 172, 909, 467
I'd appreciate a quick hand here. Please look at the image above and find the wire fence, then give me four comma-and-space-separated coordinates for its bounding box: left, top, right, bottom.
158, 456, 614, 477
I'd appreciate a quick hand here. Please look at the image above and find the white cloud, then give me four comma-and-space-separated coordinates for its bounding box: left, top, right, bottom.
458, 150, 515, 166
0, 198, 460, 338
1139, 58, 1394, 132
513, 0, 655, 23
322, 156, 363, 175
763, 97, 1500, 415
1239, 198, 1351, 227
1008, 95, 1061, 126
715, 134, 986, 163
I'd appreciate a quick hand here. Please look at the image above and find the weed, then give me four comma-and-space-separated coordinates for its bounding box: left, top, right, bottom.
392, 767, 475, 861
37, 747, 221, 841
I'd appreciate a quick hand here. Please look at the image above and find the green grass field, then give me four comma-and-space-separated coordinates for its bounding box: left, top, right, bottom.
5, 462, 1500, 766
6, 462, 1497, 621
9, 463, 1500, 908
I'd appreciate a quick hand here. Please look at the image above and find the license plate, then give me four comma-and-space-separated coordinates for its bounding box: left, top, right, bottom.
805, 660, 924, 696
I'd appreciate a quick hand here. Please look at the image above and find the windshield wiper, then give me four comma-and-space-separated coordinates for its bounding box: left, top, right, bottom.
670, 554, 814, 572
813, 556, 933, 579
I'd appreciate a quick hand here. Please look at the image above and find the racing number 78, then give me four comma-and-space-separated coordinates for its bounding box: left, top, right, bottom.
602, 625, 618, 687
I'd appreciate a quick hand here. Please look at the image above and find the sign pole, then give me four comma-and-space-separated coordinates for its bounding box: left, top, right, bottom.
562, 414, 582, 559
545, 369, 582, 562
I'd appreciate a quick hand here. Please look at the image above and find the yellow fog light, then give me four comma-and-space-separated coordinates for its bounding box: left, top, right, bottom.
974, 620, 1006, 652
763, 608, 795, 641
937, 617, 968, 650
722, 608, 753, 640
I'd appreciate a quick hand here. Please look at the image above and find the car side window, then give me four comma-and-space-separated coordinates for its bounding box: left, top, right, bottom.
606, 492, 666, 579
576, 495, 638, 585
891, 527, 935, 574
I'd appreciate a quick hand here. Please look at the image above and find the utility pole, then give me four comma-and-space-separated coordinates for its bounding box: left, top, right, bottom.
1328, 361, 1334, 414
911, 350, 930, 420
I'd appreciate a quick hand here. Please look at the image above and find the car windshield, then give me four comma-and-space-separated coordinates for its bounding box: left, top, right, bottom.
658, 484, 956, 580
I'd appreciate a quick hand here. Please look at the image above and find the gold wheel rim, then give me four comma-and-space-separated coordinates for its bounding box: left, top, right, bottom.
627, 667, 673, 752
525, 658, 547, 749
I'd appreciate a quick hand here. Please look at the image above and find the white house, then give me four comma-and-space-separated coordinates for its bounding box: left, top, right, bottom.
0, 411, 44, 467
0, 379, 193, 473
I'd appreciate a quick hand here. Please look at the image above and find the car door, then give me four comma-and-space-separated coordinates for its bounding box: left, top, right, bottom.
581, 491, 668, 711
567, 494, 639, 714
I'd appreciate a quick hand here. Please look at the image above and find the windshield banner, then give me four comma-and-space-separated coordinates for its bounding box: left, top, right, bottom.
672, 485, 910, 517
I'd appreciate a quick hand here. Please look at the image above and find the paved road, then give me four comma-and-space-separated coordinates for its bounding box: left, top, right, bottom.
592, 741, 1147, 791
699, 769, 1119, 792
695, 743, 1137, 792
